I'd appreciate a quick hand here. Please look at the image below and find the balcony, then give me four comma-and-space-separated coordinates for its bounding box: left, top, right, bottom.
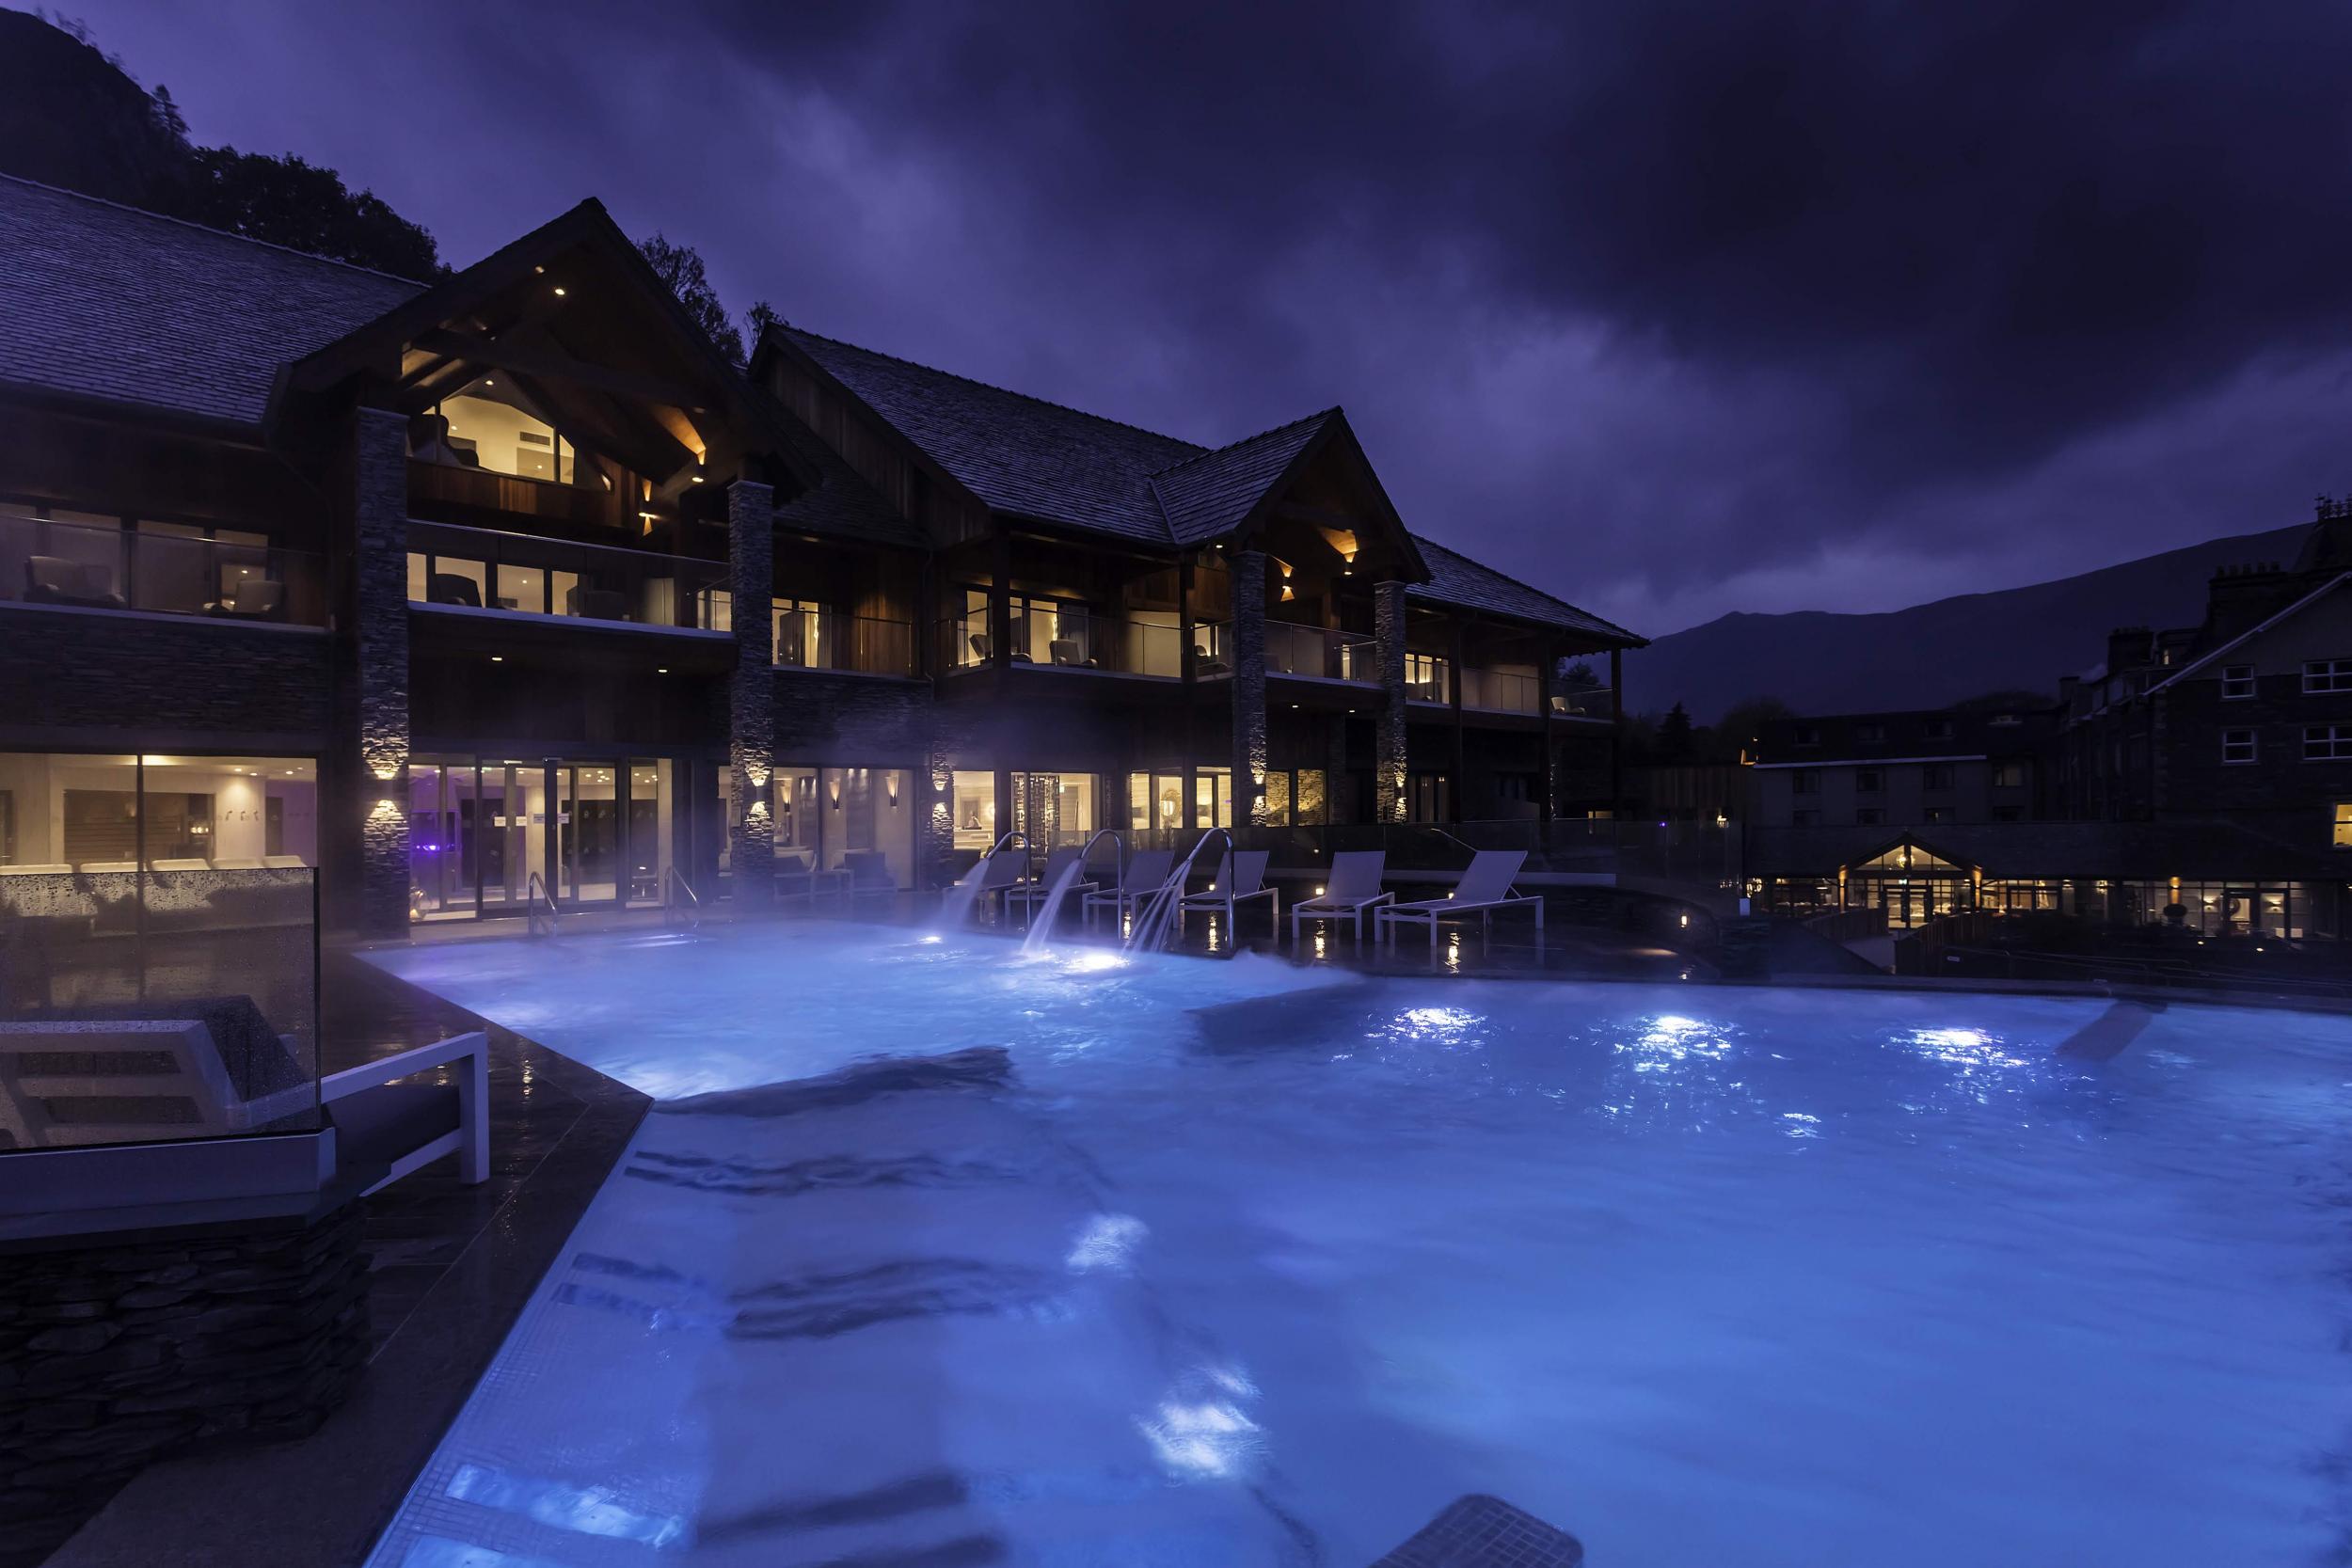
772, 607, 918, 678
1, 511, 326, 626
939, 603, 1184, 678
1266, 623, 1376, 683
407, 520, 726, 633
1460, 668, 1542, 715
1551, 685, 1614, 721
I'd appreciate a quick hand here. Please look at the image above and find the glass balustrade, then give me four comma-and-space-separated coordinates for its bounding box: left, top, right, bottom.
0, 511, 326, 625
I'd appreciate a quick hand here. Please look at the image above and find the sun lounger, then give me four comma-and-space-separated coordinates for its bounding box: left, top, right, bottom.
1181, 847, 1278, 933
1083, 848, 1174, 928
1375, 849, 1545, 949
321, 1030, 490, 1196
1003, 845, 1096, 921
1289, 850, 1393, 942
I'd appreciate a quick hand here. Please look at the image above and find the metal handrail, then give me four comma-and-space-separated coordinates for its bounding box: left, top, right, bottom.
662, 866, 701, 931
526, 871, 560, 937
1125, 827, 1233, 953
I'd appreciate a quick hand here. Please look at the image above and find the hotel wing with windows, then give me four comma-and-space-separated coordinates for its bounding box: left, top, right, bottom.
0, 177, 1643, 937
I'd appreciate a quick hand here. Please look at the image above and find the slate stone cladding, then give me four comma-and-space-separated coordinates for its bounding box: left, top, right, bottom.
1228, 548, 1268, 824
1375, 580, 1410, 822
354, 407, 411, 939
727, 481, 776, 902
0, 614, 329, 747
0, 1201, 370, 1568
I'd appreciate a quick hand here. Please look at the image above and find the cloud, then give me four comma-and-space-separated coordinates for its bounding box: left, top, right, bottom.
71, 0, 2352, 631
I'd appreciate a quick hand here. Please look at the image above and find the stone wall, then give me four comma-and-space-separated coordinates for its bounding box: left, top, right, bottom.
0, 1202, 370, 1568
727, 481, 776, 905
0, 613, 330, 752
353, 406, 412, 941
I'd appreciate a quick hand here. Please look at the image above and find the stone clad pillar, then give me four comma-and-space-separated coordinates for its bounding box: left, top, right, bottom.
728, 479, 775, 904
1229, 547, 1268, 827
1374, 578, 1409, 822
353, 407, 410, 939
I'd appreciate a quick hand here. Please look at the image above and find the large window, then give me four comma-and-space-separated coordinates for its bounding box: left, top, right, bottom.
2307, 726, 2352, 761
3, 502, 305, 621
1262, 768, 1327, 827
1012, 771, 1096, 847
412, 379, 579, 484
0, 752, 317, 873
2306, 659, 2352, 694
951, 770, 998, 850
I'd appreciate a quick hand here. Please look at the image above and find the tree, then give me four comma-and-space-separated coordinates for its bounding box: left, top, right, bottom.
172, 149, 439, 277
743, 299, 785, 350
639, 233, 746, 366
0, 11, 442, 277
1712, 695, 1795, 762
1557, 657, 1601, 689
1658, 702, 1695, 761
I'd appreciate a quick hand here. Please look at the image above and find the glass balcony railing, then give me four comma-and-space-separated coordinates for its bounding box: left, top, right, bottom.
1, 511, 326, 626
1551, 686, 1614, 720
1461, 668, 1543, 714
1266, 623, 1377, 682
937, 603, 1184, 677
408, 520, 727, 630
772, 609, 918, 677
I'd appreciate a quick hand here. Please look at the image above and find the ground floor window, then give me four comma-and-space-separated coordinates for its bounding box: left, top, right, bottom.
0, 752, 317, 874
2335, 802, 2352, 848
1013, 771, 1097, 848
950, 769, 997, 850
1263, 768, 1328, 827
412, 754, 685, 920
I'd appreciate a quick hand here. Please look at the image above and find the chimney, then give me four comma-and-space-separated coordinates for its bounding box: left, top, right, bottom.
2105, 626, 2152, 673
2203, 561, 2293, 641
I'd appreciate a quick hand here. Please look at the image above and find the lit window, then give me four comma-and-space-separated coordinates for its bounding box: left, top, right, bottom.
2305, 658, 2352, 694
2335, 803, 2352, 848
2222, 729, 2257, 765
2220, 664, 2255, 700
414, 379, 578, 484
2306, 725, 2352, 760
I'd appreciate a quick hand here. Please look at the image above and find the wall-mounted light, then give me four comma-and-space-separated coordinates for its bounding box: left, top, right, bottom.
828, 776, 842, 807
886, 775, 900, 806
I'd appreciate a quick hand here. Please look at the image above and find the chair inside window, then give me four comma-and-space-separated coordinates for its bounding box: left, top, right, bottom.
25, 555, 124, 610
429, 572, 484, 608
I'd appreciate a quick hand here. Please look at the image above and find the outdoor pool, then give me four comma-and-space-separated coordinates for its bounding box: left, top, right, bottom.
362, 922, 2351, 1566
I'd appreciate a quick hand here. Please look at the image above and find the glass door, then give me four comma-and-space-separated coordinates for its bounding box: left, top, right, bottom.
557, 761, 621, 907
625, 759, 673, 908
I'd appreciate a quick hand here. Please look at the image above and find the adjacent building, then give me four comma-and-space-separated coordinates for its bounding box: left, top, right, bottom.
0, 176, 1643, 941
1747, 706, 2052, 829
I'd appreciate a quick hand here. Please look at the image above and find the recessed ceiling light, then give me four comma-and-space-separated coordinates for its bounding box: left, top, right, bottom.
490, 656, 503, 662
553, 287, 566, 296
656, 667, 668, 673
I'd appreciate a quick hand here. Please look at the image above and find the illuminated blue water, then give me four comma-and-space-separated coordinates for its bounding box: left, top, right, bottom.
363, 924, 2352, 1566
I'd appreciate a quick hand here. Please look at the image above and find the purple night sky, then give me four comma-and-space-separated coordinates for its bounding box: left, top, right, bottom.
61, 1, 2352, 636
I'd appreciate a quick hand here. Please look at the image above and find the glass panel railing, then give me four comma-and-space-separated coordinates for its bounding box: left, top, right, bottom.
0, 866, 320, 1150
0, 512, 326, 626
1265, 622, 1377, 682
938, 603, 1184, 677
407, 521, 727, 629
1010, 607, 1183, 676
1462, 669, 1542, 714
1550, 686, 1614, 720
938, 609, 993, 671
772, 610, 918, 677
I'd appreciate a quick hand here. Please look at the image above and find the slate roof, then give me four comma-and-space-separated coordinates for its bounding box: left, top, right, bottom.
782, 327, 1205, 544
1151, 410, 1338, 546
0, 173, 422, 427
782, 327, 1643, 643
1408, 535, 1644, 644
1747, 820, 2343, 880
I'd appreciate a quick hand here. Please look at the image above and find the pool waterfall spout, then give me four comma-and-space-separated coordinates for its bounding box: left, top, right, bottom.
1022, 830, 1124, 954
1124, 829, 1232, 953
935, 831, 1028, 930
